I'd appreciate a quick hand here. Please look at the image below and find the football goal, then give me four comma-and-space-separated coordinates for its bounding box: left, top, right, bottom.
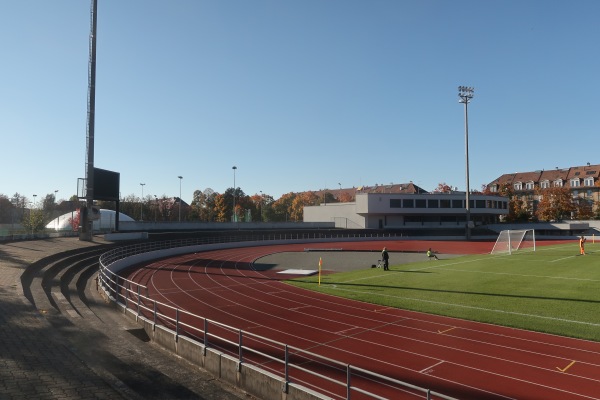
490, 229, 536, 255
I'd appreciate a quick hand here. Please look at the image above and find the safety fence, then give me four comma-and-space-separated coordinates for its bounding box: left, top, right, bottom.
98, 235, 458, 400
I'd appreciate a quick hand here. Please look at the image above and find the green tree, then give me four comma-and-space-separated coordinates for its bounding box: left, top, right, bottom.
259, 193, 275, 222
0, 194, 13, 224
22, 209, 45, 233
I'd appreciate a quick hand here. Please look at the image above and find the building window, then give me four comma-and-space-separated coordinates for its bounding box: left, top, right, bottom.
403, 199, 414, 208
540, 180, 550, 189
570, 179, 580, 187
490, 185, 498, 193
452, 199, 463, 208
514, 182, 522, 190
584, 177, 594, 186
440, 199, 451, 208
390, 199, 402, 208
416, 199, 426, 208
554, 180, 563, 187
525, 182, 534, 190
428, 199, 439, 208
476, 200, 486, 208
573, 190, 579, 198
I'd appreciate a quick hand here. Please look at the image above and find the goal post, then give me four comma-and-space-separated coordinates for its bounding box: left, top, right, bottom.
490, 229, 536, 255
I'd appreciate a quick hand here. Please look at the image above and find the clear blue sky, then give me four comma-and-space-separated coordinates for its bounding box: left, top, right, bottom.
2, 1, 599, 205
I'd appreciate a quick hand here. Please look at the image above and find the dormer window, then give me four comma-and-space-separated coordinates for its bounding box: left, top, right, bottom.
570, 178, 581, 187
554, 180, 563, 187
584, 177, 594, 186
540, 180, 550, 189
514, 182, 522, 190
525, 181, 534, 190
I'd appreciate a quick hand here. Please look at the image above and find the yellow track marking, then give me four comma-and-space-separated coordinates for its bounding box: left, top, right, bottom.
556, 360, 576, 373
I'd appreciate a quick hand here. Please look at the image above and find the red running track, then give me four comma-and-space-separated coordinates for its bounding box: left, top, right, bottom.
122, 240, 600, 400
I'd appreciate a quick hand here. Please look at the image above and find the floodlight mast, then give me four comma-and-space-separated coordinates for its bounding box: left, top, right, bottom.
458, 86, 474, 240
82, 0, 98, 241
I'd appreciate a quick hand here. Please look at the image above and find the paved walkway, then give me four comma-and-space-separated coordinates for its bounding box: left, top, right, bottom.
0, 237, 250, 400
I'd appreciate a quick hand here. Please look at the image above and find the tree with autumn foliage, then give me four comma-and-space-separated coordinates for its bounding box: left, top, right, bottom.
337, 191, 354, 202
535, 186, 575, 221
271, 192, 296, 222
572, 197, 594, 220
482, 182, 531, 222
69, 209, 80, 231
213, 193, 229, 222
287, 192, 320, 221
433, 182, 453, 193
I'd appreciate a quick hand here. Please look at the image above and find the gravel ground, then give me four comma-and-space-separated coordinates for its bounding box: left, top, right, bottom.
254, 250, 461, 273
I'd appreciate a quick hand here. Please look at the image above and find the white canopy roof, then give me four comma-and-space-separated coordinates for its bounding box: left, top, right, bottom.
46, 209, 134, 231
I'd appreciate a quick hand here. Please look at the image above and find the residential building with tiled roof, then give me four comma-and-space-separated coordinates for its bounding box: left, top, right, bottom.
486, 163, 600, 216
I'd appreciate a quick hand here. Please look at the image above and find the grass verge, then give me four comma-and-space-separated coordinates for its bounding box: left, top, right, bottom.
287, 242, 600, 341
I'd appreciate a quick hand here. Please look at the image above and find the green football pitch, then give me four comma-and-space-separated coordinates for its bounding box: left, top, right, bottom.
287, 242, 600, 342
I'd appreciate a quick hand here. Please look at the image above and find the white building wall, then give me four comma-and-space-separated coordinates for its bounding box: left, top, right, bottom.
304, 193, 509, 229
303, 202, 366, 228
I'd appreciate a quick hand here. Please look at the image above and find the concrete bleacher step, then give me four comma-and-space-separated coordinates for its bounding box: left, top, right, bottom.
18, 240, 251, 400
23, 246, 111, 318
50, 254, 101, 318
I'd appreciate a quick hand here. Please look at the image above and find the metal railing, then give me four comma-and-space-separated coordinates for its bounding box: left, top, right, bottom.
98, 235, 458, 400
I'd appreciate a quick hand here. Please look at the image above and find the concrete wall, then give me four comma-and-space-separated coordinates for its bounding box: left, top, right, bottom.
117, 306, 330, 400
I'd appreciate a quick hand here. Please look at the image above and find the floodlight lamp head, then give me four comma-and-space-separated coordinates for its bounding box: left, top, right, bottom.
458, 85, 474, 103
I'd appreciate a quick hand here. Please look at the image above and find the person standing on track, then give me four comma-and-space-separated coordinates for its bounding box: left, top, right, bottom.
381, 247, 389, 270
579, 236, 586, 255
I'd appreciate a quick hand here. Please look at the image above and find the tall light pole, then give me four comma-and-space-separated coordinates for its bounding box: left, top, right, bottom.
259, 190, 263, 222
33, 194, 37, 208
54, 190, 59, 230
458, 86, 474, 240
178, 176, 183, 222
139, 183, 145, 221
232, 166, 237, 222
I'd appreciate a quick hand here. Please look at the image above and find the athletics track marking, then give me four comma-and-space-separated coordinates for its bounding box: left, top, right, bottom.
326, 285, 600, 327
142, 248, 600, 400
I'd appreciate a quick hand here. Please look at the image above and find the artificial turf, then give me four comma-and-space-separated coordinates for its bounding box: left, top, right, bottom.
287, 242, 600, 342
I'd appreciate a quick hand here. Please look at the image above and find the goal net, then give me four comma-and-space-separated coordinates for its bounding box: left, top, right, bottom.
490, 229, 536, 255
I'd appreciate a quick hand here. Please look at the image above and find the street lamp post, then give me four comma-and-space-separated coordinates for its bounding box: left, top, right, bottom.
232, 166, 237, 222
31, 194, 37, 235
178, 176, 183, 222
139, 183, 145, 221
458, 86, 474, 240
154, 195, 158, 222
